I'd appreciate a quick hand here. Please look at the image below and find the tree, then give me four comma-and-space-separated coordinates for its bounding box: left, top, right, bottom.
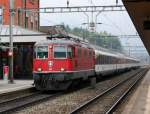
64, 25, 123, 52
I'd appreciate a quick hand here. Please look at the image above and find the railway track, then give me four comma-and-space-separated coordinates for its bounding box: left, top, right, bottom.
0, 68, 147, 114
0, 90, 62, 114
0, 87, 36, 103
69, 68, 149, 114
0, 78, 91, 114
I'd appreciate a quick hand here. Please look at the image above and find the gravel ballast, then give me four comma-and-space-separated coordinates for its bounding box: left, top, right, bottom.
14, 70, 139, 114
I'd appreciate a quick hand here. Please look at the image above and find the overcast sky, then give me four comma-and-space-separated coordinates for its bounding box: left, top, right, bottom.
40, 0, 148, 56
40, 0, 136, 35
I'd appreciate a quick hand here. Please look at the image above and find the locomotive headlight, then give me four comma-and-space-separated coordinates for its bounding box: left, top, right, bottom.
61, 68, 65, 72
48, 61, 53, 67
49, 46, 52, 49
37, 68, 42, 72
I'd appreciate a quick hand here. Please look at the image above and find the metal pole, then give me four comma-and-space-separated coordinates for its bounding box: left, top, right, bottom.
9, 0, 14, 83
95, 11, 102, 32
83, 12, 89, 30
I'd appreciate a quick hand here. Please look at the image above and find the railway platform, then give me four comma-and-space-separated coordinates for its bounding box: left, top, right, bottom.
0, 80, 34, 94
120, 68, 150, 114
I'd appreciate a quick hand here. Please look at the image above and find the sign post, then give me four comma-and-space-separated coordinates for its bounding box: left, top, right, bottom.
3, 66, 9, 81
9, 0, 14, 83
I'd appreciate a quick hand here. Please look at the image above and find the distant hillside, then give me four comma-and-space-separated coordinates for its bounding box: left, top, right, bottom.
64, 25, 123, 52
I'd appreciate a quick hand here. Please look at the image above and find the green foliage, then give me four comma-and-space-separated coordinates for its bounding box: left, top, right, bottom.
64, 25, 123, 52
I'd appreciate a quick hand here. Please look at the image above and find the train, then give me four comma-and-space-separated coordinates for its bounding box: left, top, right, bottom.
33, 35, 140, 90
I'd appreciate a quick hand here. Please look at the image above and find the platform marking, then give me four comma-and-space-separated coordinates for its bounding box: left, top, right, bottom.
144, 85, 150, 114
0, 85, 33, 94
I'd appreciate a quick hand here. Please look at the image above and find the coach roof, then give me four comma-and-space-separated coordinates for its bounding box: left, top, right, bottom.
35, 38, 93, 49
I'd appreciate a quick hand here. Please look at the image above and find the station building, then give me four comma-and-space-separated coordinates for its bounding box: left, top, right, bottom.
0, 25, 47, 79
0, 0, 47, 79
0, 0, 39, 30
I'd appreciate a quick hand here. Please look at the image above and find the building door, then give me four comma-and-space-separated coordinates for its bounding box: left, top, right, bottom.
0, 49, 9, 79
14, 45, 33, 79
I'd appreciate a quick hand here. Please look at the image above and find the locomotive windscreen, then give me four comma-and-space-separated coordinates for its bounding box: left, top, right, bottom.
54, 46, 67, 58
36, 46, 48, 59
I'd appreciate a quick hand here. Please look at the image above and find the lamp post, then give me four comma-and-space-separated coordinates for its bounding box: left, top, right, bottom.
9, 0, 14, 83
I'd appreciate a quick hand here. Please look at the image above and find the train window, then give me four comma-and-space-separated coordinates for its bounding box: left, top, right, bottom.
67, 47, 73, 59
78, 48, 81, 57
89, 51, 91, 56
84, 49, 87, 56
36, 46, 48, 59
102, 55, 105, 64
89, 50, 93, 58
54, 46, 67, 58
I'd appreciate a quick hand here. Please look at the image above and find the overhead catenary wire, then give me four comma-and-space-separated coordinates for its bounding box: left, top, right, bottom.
85, 1, 123, 33
102, 13, 126, 35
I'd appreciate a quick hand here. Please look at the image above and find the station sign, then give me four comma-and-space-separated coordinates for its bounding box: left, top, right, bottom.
0, 7, 2, 24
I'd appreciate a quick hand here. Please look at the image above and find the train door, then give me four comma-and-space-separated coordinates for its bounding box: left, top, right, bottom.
67, 46, 74, 71
74, 46, 80, 70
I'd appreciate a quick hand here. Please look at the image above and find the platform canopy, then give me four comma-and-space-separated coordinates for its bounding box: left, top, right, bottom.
122, 0, 150, 54
0, 25, 47, 43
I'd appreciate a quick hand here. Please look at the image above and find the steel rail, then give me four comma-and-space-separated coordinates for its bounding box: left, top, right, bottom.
0, 92, 62, 113
0, 91, 41, 105
0, 87, 35, 98
105, 68, 148, 114
69, 68, 147, 114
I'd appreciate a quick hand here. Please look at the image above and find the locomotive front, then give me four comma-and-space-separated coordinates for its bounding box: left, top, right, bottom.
33, 41, 75, 90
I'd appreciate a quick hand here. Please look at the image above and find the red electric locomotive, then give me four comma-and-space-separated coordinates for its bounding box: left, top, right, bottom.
33, 36, 95, 90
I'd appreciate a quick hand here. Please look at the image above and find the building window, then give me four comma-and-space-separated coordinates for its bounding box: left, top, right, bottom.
35, 20, 38, 30
0, 7, 3, 24
25, 17, 28, 28
25, 11, 30, 28
18, 10, 21, 26
31, 22, 33, 30
34, 13, 39, 30
30, 15, 34, 29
